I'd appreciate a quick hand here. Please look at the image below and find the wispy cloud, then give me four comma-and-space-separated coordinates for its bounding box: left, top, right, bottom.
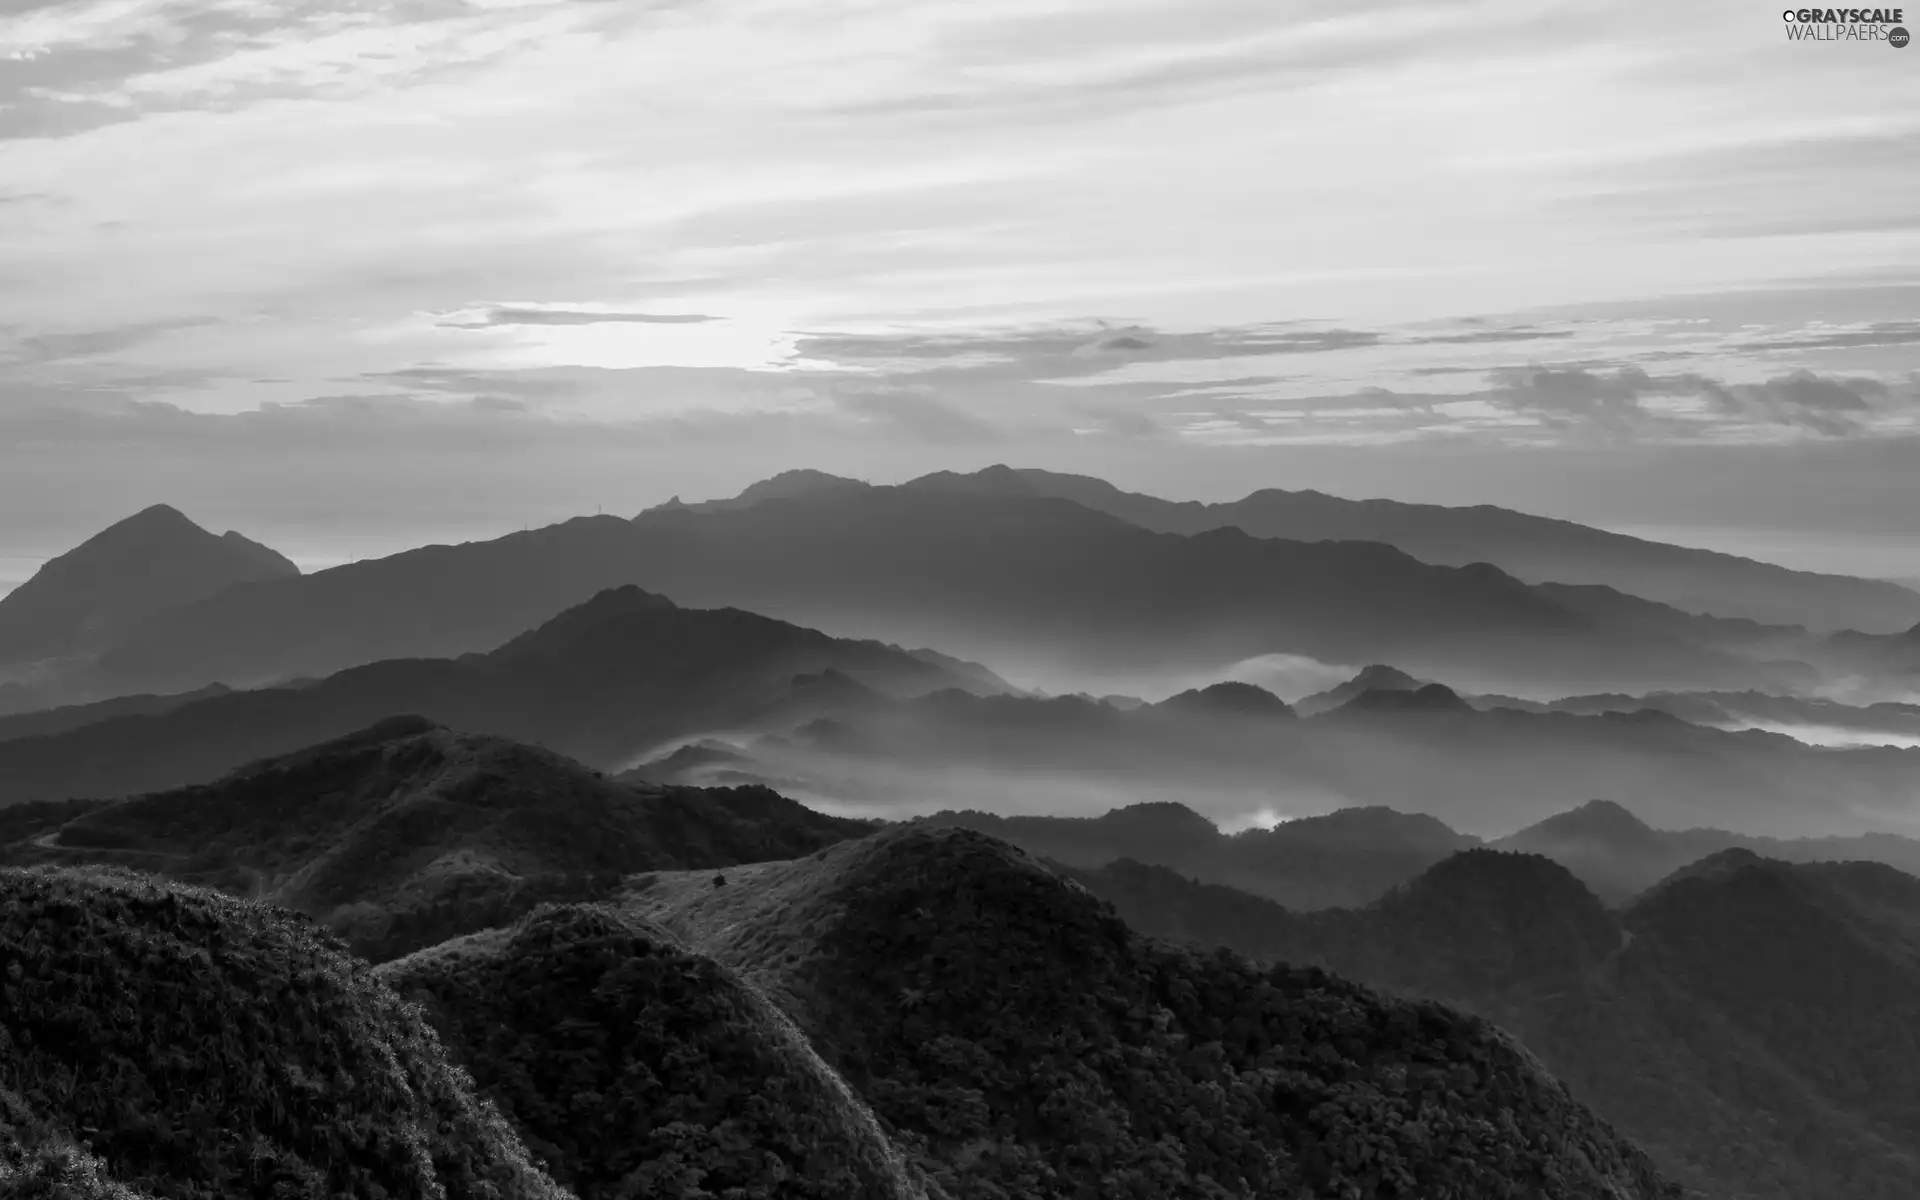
439, 305, 719, 329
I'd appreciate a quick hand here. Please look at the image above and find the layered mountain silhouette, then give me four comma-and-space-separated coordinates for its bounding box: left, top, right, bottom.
924, 801, 1478, 909
897, 464, 1920, 632
0, 504, 296, 670
0, 586, 1006, 806
7, 717, 876, 960
634, 670, 1920, 837
0, 864, 567, 1199
1494, 798, 1920, 901
27, 481, 1843, 707
379, 904, 932, 1200
623, 824, 1679, 1199
1076, 846, 1920, 1199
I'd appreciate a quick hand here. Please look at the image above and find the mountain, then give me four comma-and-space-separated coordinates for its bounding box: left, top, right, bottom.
0, 586, 1006, 806
7, 717, 875, 960
66, 482, 1807, 706
1295, 662, 1427, 715
0, 684, 231, 744
645, 673, 1920, 838
924, 801, 1479, 909
379, 903, 932, 1200
1153, 679, 1296, 717
0, 505, 297, 668
1496, 798, 1920, 903
1075, 847, 1920, 1200
902, 464, 1920, 633
622, 824, 1680, 1199
0, 864, 567, 1199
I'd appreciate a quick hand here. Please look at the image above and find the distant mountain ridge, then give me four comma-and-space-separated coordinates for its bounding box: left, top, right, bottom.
924, 791, 1920, 911
0, 586, 1006, 806
19, 477, 1852, 708
636, 666, 1920, 838
0, 504, 297, 669
896, 464, 1920, 632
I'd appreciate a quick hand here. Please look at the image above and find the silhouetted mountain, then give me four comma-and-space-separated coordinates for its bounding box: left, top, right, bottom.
0, 586, 1003, 806
1152, 679, 1295, 717
927, 801, 1479, 909
68, 483, 1799, 705
691, 673, 1920, 837
624, 825, 1679, 1199
0, 864, 567, 1199
1295, 663, 1427, 715
0, 684, 231, 744
0, 505, 297, 667
7, 718, 875, 960
646, 468, 873, 514
1496, 799, 1920, 902
1076, 847, 1920, 1200
379, 904, 931, 1200
1334, 681, 1475, 714
908, 465, 1920, 632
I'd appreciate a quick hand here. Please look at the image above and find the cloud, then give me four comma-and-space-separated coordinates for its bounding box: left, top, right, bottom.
833, 384, 1004, 445
439, 306, 719, 329
1732, 321, 1920, 353
9, 317, 218, 363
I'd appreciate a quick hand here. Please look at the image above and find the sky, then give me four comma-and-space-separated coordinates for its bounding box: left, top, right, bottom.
2, 0, 1918, 591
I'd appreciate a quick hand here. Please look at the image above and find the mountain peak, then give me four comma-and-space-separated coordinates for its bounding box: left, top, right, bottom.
1157, 679, 1295, 717
0, 504, 299, 665
1337, 682, 1472, 715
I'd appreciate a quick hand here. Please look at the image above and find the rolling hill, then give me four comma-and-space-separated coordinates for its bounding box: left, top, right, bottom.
7, 716, 876, 960
379, 903, 934, 1200
620, 824, 1681, 1200
1074, 846, 1920, 1200
0, 864, 567, 1199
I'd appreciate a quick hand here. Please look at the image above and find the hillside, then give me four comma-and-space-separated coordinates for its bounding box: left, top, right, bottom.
622, 825, 1681, 1200
898, 465, 1920, 633
379, 904, 932, 1200
0, 586, 1004, 806
0, 505, 297, 668
0, 864, 567, 1199
1075, 848, 1920, 1200
9, 717, 874, 960
68, 482, 1803, 706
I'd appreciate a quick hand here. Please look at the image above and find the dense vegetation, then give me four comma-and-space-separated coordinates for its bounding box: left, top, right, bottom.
380, 904, 931, 1200
627, 826, 1680, 1200
1076, 848, 1920, 1200
0, 865, 566, 1199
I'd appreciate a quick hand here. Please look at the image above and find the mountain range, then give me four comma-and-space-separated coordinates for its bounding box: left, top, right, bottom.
0, 586, 1005, 807
627, 669, 1920, 837
900, 464, 1920, 632
15, 472, 1916, 713
0, 720, 1688, 1200
1072, 845, 1920, 1200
